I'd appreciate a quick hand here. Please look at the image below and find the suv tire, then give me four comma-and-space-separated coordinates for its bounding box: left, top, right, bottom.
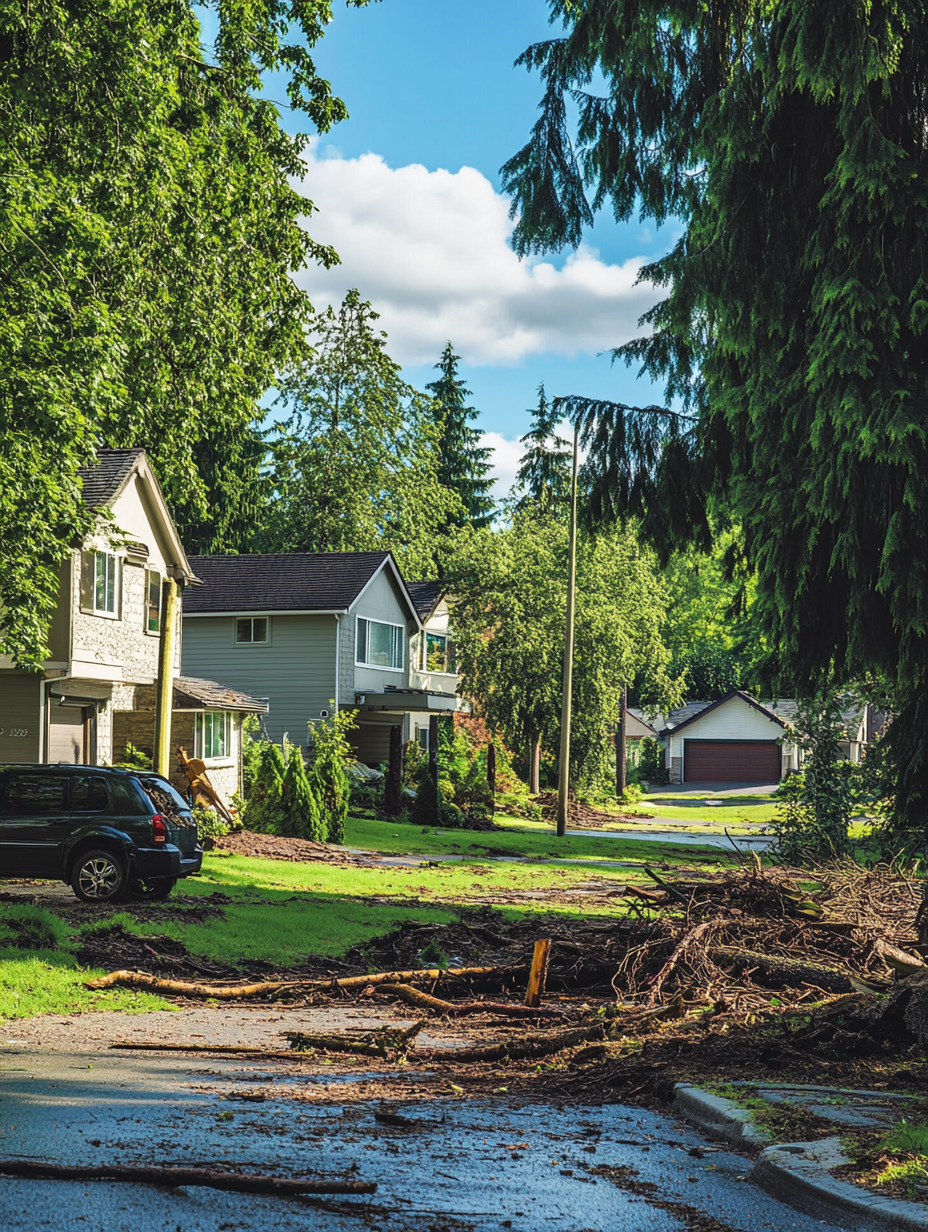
71, 849, 128, 903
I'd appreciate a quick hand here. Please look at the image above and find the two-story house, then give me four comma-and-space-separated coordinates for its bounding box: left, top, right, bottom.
180, 552, 465, 764
0, 449, 267, 806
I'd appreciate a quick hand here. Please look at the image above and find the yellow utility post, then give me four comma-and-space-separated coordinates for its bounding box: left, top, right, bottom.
153, 577, 178, 778
556, 423, 579, 838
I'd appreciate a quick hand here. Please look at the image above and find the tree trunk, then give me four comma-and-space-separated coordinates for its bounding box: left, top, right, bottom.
529, 736, 541, 795
487, 740, 497, 807
428, 714, 439, 787
384, 724, 402, 813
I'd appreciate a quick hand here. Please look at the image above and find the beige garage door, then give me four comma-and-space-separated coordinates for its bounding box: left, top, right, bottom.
48, 707, 88, 763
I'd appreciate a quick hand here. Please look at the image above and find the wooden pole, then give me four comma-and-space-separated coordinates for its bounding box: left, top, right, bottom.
385, 724, 402, 813
616, 685, 628, 799
556, 423, 579, 838
524, 938, 552, 1007
529, 736, 540, 795
153, 578, 178, 778
428, 714, 439, 787
487, 740, 497, 814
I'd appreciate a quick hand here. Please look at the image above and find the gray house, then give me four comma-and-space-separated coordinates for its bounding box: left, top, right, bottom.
181, 552, 464, 764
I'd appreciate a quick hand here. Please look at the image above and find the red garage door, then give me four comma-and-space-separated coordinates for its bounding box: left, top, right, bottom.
684, 740, 780, 782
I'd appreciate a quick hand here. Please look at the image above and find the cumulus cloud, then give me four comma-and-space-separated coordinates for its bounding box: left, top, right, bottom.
293, 146, 661, 367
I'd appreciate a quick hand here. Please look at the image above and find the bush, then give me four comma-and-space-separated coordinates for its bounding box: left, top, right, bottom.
192, 803, 229, 840
638, 737, 669, 785
241, 740, 287, 833
307, 709, 357, 844
281, 745, 324, 841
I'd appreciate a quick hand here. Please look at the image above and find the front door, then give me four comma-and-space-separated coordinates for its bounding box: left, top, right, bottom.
0, 772, 71, 876
48, 706, 88, 763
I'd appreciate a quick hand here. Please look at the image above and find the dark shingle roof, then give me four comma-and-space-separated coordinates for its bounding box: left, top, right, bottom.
77, 448, 145, 509
174, 676, 268, 713
406, 581, 444, 621
183, 552, 403, 615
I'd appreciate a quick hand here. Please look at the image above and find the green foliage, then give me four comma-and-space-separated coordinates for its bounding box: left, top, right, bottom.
110, 743, 152, 772
514, 384, 572, 513
0, 0, 362, 666
241, 740, 287, 833
240, 715, 266, 798
262, 291, 461, 577
637, 737, 668, 785
307, 709, 357, 844
192, 803, 229, 841
446, 512, 681, 792
504, 0, 928, 832
281, 745, 324, 842
773, 695, 861, 864
425, 343, 495, 531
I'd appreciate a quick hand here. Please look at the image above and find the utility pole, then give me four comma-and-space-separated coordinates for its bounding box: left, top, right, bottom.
616, 684, 628, 799
153, 577, 178, 778
556, 422, 579, 838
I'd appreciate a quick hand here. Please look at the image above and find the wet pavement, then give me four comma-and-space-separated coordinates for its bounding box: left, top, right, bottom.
0, 1047, 846, 1231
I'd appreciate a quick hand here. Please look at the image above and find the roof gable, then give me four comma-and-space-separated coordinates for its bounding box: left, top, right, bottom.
406, 581, 444, 622
184, 551, 420, 623
664, 689, 788, 734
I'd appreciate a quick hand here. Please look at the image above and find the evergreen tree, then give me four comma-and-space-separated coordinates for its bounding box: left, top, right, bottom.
425, 343, 495, 529
514, 384, 572, 512
502, 1, 928, 834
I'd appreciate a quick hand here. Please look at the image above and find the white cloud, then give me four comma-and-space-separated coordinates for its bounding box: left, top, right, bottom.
293, 146, 661, 367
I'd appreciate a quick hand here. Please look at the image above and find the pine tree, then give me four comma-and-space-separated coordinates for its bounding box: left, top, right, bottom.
425, 343, 495, 529
514, 384, 572, 512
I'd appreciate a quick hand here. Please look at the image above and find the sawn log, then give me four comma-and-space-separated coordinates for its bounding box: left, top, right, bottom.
0, 1159, 375, 1195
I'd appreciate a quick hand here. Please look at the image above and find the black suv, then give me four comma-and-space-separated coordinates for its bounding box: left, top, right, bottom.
0, 765, 202, 902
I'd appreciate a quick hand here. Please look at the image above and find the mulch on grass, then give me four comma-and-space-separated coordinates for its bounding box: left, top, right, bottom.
211, 831, 372, 864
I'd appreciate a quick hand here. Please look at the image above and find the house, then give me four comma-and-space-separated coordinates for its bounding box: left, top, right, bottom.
406, 582, 463, 748
642, 689, 873, 784
180, 552, 466, 766
622, 709, 657, 768
0, 448, 197, 765
0, 448, 271, 807
111, 676, 268, 806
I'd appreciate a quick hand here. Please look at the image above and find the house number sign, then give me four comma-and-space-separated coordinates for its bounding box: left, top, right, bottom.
0, 728, 29, 737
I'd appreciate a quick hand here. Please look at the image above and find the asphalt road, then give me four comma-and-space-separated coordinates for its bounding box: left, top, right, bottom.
0, 1047, 846, 1232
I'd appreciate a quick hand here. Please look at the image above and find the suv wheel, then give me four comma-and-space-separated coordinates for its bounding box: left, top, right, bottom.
134, 877, 178, 902
71, 849, 127, 903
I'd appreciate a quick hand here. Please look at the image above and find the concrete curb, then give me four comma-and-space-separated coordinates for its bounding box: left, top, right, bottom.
672, 1082, 771, 1148
753, 1137, 928, 1231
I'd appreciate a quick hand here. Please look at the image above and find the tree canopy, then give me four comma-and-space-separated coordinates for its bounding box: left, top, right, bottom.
263, 290, 461, 578
503, 0, 928, 827
514, 384, 572, 513
425, 343, 495, 531
1, 0, 366, 667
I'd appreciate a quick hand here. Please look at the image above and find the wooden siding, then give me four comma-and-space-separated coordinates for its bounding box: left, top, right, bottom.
350, 567, 416, 694
667, 697, 784, 761
181, 613, 337, 746
0, 671, 41, 762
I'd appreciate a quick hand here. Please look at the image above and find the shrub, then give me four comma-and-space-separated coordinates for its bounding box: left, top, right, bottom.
241, 740, 287, 833
281, 745, 324, 841
307, 709, 357, 844
192, 803, 229, 840
638, 737, 669, 785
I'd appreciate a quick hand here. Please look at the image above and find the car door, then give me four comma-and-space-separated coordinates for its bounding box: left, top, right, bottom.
0, 772, 71, 876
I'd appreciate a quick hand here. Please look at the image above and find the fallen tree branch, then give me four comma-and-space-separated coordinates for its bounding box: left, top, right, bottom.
287, 1021, 426, 1057
376, 983, 563, 1018
708, 946, 886, 994
419, 1023, 605, 1064
0, 1159, 375, 1195
85, 965, 520, 999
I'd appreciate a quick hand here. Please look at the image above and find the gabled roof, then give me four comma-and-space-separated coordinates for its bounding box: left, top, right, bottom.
78, 448, 144, 509
625, 709, 657, 738
174, 676, 268, 713
183, 551, 421, 624
663, 689, 788, 734
406, 581, 444, 622
76, 447, 197, 583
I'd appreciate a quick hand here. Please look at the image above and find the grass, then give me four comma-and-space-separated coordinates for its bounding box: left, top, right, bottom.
0, 823, 732, 1018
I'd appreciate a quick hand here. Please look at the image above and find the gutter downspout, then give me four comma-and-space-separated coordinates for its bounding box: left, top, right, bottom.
334, 614, 341, 714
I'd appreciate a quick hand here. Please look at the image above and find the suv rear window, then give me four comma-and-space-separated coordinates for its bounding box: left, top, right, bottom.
137, 777, 192, 818
2, 774, 67, 814
71, 775, 109, 812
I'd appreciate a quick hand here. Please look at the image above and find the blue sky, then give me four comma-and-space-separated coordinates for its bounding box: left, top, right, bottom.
263, 0, 676, 490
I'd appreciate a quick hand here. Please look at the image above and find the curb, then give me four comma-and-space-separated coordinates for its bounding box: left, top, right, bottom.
753, 1137, 928, 1231
672, 1082, 771, 1148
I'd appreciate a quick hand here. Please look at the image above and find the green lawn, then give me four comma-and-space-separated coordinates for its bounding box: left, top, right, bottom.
0, 824, 732, 1019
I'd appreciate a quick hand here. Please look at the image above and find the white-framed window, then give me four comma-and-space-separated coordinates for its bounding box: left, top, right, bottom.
421, 630, 455, 674
146, 569, 161, 633
80, 550, 120, 616
235, 616, 269, 645
356, 616, 404, 671
195, 710, 231, 760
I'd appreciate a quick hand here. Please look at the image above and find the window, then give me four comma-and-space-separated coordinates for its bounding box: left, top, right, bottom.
356, 617, 404, 670
81, 550, 120, 615
195, 711, 231, 759
71, 776, 109, 812
422, 631, 455, 674
235, 617, 269, 645
146, 570, 161, 633
2, 774, 67, 814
